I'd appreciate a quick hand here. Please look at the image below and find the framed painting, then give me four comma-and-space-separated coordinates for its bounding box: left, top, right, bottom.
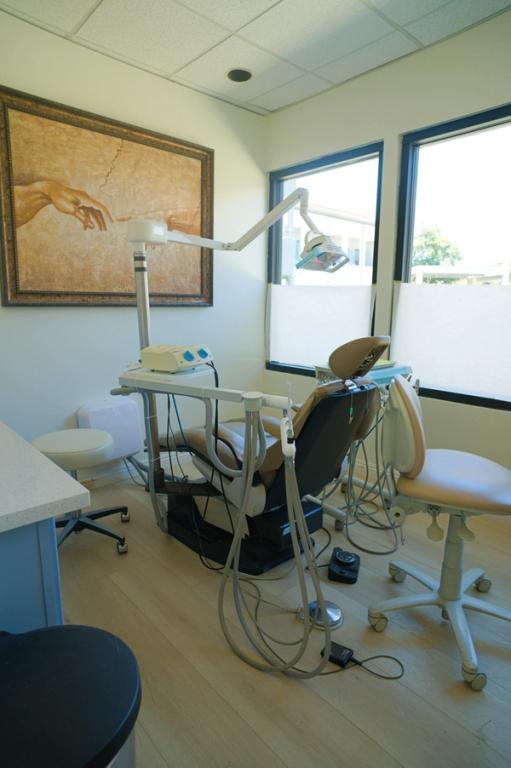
0, 86, 214, 306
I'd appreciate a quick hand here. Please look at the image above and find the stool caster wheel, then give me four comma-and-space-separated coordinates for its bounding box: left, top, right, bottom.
462, 667, 487, 691
389, 564, 406, 583
475, 576, 492, 593
116, 541, 128, 555
334, 519, 344, 532
368, 613, 388, 632
120, 510, 130, 523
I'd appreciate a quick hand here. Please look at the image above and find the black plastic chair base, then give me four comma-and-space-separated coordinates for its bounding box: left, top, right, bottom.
56, 506, 128, 551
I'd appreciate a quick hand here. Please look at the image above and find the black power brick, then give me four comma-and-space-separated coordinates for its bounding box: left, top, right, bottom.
321, 641, 354, 668
328, 547, 360, 584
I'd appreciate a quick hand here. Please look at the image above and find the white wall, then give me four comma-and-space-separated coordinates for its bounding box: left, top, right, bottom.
0, 13, 267, 441
1, 11, 510, 468
263, 11, 511, 467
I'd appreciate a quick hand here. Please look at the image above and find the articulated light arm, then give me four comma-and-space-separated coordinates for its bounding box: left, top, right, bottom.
127, 188, 320, 251
223, 187, 320, 251
127, 186, 348, 353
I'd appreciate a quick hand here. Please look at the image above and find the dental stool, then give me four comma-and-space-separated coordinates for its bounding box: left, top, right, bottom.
368, 375, 511, 690
32, 429, 129, 554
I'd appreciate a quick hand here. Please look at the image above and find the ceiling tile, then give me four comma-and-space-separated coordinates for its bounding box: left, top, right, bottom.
174, 36, 302, 100
316, 30, 417, 84
405, 0, 511, 46
239, 0, 393, 70
75, 0, 229, 74
177, 0, 279, 31
171, 78, 270, 113
0, 0, 97, 32
249, 74, 331, 111
365, 0, 451, 27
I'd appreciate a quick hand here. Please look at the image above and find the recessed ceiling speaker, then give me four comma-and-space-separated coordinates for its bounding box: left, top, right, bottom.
227, 68, 252, 82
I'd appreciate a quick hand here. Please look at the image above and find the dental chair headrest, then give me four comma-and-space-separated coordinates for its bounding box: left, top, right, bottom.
328, 336, 390, 381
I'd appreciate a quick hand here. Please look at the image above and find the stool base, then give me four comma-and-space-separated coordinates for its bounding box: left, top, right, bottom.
56, 506, 128, 553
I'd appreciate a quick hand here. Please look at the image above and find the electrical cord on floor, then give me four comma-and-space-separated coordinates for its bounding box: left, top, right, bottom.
321, 654, 404, 680
224, 544, 404, 682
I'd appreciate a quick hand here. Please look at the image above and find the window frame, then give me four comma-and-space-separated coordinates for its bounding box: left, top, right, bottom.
266, 141, 384, 376
394, 102, 511, 412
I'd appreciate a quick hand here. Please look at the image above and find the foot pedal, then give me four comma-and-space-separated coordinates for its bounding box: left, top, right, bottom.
327, 547, 360, 584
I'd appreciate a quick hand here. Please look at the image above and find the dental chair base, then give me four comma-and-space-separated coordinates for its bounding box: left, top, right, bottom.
166, 493, 323, 575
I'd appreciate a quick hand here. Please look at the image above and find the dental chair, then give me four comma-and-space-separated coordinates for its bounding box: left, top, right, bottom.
368, 374, 511, 690
162, 376, 380, 574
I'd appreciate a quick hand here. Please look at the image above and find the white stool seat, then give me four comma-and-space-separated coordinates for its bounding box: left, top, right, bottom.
32, 429, 114, 471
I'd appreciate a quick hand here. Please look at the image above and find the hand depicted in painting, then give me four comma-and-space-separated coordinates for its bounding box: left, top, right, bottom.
116, 208, 201, 235
14, 180, 114, 231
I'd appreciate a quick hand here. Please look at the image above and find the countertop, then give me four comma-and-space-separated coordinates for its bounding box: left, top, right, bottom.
0, 422, 90, 533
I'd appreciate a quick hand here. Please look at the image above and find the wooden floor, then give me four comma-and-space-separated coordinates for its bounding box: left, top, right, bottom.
59, 480, 511, 768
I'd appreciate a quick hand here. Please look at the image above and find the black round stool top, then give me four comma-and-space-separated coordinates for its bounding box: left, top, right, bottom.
0, 625, 141, 768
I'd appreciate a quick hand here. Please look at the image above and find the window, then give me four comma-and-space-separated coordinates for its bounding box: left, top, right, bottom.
393, 105, 511, 406
267, 143, 382, 371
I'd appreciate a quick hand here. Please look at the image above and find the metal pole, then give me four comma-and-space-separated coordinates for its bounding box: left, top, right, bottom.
133, 245, 151, 349
133, 246, 163, 485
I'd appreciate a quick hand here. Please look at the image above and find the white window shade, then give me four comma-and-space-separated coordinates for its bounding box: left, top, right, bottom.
391, 283, 511, 401
268, 284, 373, 368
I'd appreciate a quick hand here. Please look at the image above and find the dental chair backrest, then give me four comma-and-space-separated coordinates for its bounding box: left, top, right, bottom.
263, 380, 380, 511
259, 336, 389, 485
258, 378, 378, 481
382, 374, 426, 478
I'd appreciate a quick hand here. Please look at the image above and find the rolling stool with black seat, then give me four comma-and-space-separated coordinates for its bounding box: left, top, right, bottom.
0, 625, 141, 767
32, 428, 129, 554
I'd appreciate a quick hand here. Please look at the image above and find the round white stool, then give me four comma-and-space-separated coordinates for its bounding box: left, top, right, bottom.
32, 429, 129, 554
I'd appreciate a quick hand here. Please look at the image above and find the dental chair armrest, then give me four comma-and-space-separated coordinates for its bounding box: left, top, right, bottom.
260, 415, 282, 439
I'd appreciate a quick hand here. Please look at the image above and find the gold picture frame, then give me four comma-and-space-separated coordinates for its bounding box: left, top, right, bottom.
0, 86, 214, 306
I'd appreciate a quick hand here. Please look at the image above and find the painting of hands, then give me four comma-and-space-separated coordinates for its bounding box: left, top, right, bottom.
0, 88, 213, 306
